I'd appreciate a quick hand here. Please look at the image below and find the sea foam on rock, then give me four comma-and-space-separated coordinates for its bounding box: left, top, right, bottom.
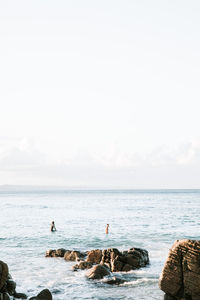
159, 239, 200, 300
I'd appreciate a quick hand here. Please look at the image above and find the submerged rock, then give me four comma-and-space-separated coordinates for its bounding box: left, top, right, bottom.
103, 276, 126, 285
14, 292, 28, 299
86, 264, 111, 280
159, 239, 200, 299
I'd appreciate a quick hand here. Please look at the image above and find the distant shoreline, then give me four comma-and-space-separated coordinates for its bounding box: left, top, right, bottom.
0, 185, 200, 193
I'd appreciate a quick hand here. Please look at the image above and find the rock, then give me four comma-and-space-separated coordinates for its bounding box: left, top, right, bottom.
122, 264, 133, 272
45, 250, 57, 257
14, 292, 28, 299
100, 247, 149, 272
103, 276, 126, 285
86, 264, 111, 280
6, 279, 16, 295
101, 248, 121, 270
86, 250, 102, 264
159, 239, 200, 299
0, 261, 9, 290
45, 248, 67, 257
64, 250, 86, 262
72, 261, 93, 271
0, 292, 10, 300
55, 248, 67, 257
29, 289, 52, 300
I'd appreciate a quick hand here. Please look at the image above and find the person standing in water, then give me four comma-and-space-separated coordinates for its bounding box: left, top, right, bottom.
51, 221, 56, 232
105, 224, 109, 234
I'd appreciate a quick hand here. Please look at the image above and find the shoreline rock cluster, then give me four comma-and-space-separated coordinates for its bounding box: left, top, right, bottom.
159, 239, 200, 300
45, 247, 149, 284
0, 260, 52, 300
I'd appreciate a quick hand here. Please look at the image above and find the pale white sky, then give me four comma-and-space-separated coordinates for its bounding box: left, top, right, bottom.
1, 1, 200, 188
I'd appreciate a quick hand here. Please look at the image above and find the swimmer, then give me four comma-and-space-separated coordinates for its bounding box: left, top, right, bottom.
50, 221, 56, 232
105, 224, 109, 234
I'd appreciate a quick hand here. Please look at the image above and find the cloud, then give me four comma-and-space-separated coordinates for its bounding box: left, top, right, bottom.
1, 138, 200, 187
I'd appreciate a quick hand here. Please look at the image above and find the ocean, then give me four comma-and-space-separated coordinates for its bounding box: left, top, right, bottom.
0, 189, 200, 299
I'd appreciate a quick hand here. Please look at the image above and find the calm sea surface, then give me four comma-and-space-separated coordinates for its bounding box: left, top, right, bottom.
0, 189, 200, 299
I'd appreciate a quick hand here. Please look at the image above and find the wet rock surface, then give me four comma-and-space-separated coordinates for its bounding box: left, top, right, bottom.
0, 260, 52, 300
72, 261, 93, 271
64, 250, 86, 262
86, 249, 102, 264
29, 289, 52, 300
159, 239, 200, 300
0, 261, 27, 300
86, 264, 111, 280
101, 247, 149, 272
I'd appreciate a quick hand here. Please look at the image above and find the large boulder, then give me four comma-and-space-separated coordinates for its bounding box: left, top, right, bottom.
86, 250, 102, 264
159, 239, 200, 299
86, 264, 111, 280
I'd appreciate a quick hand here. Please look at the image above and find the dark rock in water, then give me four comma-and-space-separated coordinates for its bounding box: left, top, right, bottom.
86, 264, 111, 280
0, 292, 10, 300
86, 250, 102, 264
6, 279, 16, 295
100, 247, 149, 272
55, 248, 67, 257
103, 276, 126, 285
72, 261, 93, 271
159, 239, 200, 300
45, 249, 56, 257
45, 248, 67, 257
29, 289, 52, 300
0, 261, 9, 290
0, 261, 26, 299
14, 292, 28, 299
64, 250, 86, 262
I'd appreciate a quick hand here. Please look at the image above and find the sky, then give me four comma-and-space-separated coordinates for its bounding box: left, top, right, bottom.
0, 0, 200, 188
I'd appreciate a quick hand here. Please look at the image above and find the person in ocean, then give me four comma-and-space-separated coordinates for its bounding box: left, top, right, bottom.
50, 221, 56, 232
105, 224, 109, 234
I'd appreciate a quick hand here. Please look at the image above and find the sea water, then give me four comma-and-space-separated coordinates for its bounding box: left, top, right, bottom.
1, 189, 200, 300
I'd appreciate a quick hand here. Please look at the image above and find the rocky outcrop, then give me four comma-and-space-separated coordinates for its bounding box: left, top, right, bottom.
0, 261, 27, 300
159, 239, 200, 299
101, 247, 149, 272
86, 264, 111, 279
45, 246, 149, 286
0, 260, 52, 300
